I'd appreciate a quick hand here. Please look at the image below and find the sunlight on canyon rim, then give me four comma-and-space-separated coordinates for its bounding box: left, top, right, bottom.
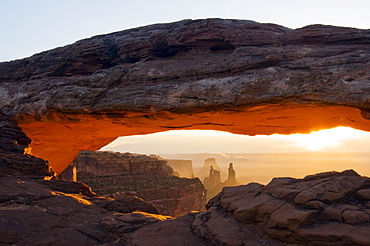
101, 126, 370, 154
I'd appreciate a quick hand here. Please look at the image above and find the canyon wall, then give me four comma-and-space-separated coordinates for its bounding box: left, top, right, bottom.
0, 19, 368, 173
65, 150, 206, 217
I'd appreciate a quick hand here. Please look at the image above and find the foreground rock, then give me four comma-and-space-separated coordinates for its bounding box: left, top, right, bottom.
1, 160, 369, 244
205, 169, 370, 245
128, 170, 370, 245
64, 150, 207, 217
0, 19, 369, 173
0, 177, 169, 245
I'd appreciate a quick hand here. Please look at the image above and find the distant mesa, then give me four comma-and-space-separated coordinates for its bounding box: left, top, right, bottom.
60, 150, 206, 217
196, 158, 227, 182
151, 154, 196, 178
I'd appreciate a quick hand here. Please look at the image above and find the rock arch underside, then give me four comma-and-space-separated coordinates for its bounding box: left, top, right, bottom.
1, 18, 370, 245
1, 19, 370, 174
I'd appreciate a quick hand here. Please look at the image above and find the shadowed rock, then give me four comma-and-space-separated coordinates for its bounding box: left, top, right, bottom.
0, 110, 53, 178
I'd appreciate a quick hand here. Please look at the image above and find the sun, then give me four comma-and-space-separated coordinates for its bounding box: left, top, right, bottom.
274, 126, 369, 151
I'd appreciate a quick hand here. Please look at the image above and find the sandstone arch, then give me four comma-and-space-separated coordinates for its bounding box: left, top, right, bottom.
0, 19, 369, 174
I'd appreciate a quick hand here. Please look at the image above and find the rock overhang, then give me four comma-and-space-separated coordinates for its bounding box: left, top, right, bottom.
0, 18, 369, 174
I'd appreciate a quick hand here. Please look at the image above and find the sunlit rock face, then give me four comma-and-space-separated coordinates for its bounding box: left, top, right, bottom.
0, 19, 369, 173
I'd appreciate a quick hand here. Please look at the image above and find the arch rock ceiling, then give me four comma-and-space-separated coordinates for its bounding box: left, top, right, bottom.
0, 19, 369, 174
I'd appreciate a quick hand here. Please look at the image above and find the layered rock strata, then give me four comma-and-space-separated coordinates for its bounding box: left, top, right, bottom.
70, 150, 173, 177
0, 19, 369, 173
66, 150, 206, 217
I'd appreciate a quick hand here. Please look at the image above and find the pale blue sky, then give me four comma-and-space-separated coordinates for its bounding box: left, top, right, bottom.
1, 0, 369, 62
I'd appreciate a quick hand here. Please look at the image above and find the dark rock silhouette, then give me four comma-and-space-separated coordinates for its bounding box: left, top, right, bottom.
62, 150, 206, 217
0, 110, 54, 179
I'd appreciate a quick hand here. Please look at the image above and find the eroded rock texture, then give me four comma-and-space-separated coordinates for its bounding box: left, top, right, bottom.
0, 177, 170, 245
206, 170, 370, 245
0, 19, 369, 173
65, 150, 207, 217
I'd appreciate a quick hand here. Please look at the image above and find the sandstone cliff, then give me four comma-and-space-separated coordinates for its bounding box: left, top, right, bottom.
65, 150, 206, 217
72, 150, 173, 177
0, 19, 369, 174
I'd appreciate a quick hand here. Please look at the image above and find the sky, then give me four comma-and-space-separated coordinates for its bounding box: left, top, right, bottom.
1, 0, 370, 62
101, 127, 370, 155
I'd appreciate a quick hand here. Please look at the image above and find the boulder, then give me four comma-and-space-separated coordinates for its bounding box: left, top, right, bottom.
209, 170, 370, 245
